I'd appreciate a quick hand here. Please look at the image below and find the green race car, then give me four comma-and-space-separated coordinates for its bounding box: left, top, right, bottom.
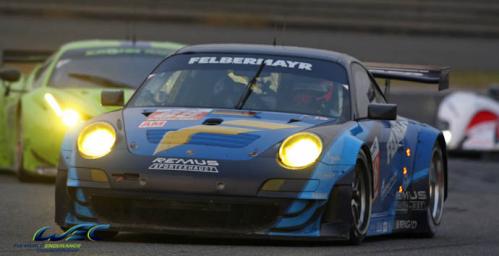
0, 40, 184, 180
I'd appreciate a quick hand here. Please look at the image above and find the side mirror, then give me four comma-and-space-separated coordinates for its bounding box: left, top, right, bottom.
368, 103, 397, 120
0, 68, 21, 83
101, 90, 124, 107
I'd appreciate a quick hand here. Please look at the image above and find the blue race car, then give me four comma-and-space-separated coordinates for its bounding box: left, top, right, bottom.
55, 44, 449, 244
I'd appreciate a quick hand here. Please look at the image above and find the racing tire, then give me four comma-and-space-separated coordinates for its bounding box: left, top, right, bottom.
348, 150, 373, 245
416, 144, 446, 238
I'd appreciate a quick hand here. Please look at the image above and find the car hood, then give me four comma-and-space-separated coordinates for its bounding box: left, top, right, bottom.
43, 88, 134, 118
122, 107, 336, 160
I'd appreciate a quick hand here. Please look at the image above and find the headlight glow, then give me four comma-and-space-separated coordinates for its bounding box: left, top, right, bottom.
278, 132, 323, 169
77, 122, 116, 159
61, 109, 81, 127
442, 130, 452, 145
44, 93, 82, 127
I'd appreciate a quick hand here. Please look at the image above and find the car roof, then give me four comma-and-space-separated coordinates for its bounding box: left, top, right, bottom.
60, 40, 184, 52
176, 44, 358, 67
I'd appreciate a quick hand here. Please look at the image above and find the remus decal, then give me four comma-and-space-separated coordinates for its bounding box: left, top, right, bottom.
149, 157, 220, 173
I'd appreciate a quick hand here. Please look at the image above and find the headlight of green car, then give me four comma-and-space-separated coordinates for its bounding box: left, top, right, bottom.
44, 92, 83, 127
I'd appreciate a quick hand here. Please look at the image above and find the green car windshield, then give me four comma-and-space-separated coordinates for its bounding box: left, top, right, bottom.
129, 54, 351, 118
49, 47, 173, 89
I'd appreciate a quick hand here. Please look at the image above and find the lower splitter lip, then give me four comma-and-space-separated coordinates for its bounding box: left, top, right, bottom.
90, 223, 349, 242
63, 186, 352, 241
71, 188, 291, 233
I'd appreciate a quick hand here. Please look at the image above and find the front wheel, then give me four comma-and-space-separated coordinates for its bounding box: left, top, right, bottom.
349, 150, 373, 244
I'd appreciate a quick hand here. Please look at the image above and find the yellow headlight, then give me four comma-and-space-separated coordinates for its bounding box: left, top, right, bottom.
77, 122, 116, 159
278, 132, 323, 169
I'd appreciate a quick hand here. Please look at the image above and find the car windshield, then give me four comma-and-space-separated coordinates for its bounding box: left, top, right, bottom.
129, 54, 350, 118
48, 47, 173, 89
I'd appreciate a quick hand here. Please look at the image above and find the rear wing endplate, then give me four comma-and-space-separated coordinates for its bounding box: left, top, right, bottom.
366, 62, 450, 91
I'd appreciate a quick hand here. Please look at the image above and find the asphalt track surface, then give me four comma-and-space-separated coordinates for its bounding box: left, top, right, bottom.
0, 158, 498, 256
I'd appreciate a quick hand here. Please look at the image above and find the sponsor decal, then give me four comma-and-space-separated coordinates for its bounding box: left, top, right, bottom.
85, 47, 171, 57
380, 173, 397, 200
147, 109, 211, 121
396, 191, 427, 212
370, 137, 381, 200
188, 56, 313, 71
374, 221, 390, 234
139, 120, 167, 128
395, 220, 418, 230
149, 157, 220, 173
386, 120, 408, 164
396, 190, 427, 201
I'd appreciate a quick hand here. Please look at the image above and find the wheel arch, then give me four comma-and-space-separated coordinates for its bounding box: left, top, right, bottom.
414, 127, 448, 200
436, 133, 448, 200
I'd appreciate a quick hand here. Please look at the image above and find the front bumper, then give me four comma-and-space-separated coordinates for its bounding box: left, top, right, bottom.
58, 172, 354, 241
58, 138, 356, 240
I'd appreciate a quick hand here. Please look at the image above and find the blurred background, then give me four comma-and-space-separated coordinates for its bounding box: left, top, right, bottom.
1, 0, 499, 124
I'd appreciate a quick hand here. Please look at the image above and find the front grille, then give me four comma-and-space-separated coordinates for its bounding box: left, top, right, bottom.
90, 196, 283, 232
146, 130, 259, 148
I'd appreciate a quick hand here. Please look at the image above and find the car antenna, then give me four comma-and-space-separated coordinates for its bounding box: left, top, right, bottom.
273, 37, 277, 46
281, 17, 287, 45
129, 1, 137, 46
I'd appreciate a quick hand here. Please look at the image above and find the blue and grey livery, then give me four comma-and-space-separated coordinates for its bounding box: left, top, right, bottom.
55, 44, 448, 244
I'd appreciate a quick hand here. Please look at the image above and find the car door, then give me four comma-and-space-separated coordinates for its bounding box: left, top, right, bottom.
351, 63, 404, 216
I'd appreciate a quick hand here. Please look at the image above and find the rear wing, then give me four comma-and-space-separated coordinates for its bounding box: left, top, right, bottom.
366, 62, 450, 91
1, 49, 52, 64
1, 49, 53, 74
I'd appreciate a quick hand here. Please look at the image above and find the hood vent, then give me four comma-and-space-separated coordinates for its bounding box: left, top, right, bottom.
202, 118, 223, 126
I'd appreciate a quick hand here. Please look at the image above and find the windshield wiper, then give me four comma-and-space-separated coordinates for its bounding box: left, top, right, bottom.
234, 63, 266, 109
68, 72, 134, 88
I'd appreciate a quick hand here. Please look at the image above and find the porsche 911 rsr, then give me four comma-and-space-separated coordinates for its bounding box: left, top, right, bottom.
55, 44, 449, 244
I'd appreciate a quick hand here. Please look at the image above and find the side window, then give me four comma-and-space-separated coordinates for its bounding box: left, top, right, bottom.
31, 58, 52, 89
368, 76, 386, 104
352, 63, 371, 118
352, 63, 386, 118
